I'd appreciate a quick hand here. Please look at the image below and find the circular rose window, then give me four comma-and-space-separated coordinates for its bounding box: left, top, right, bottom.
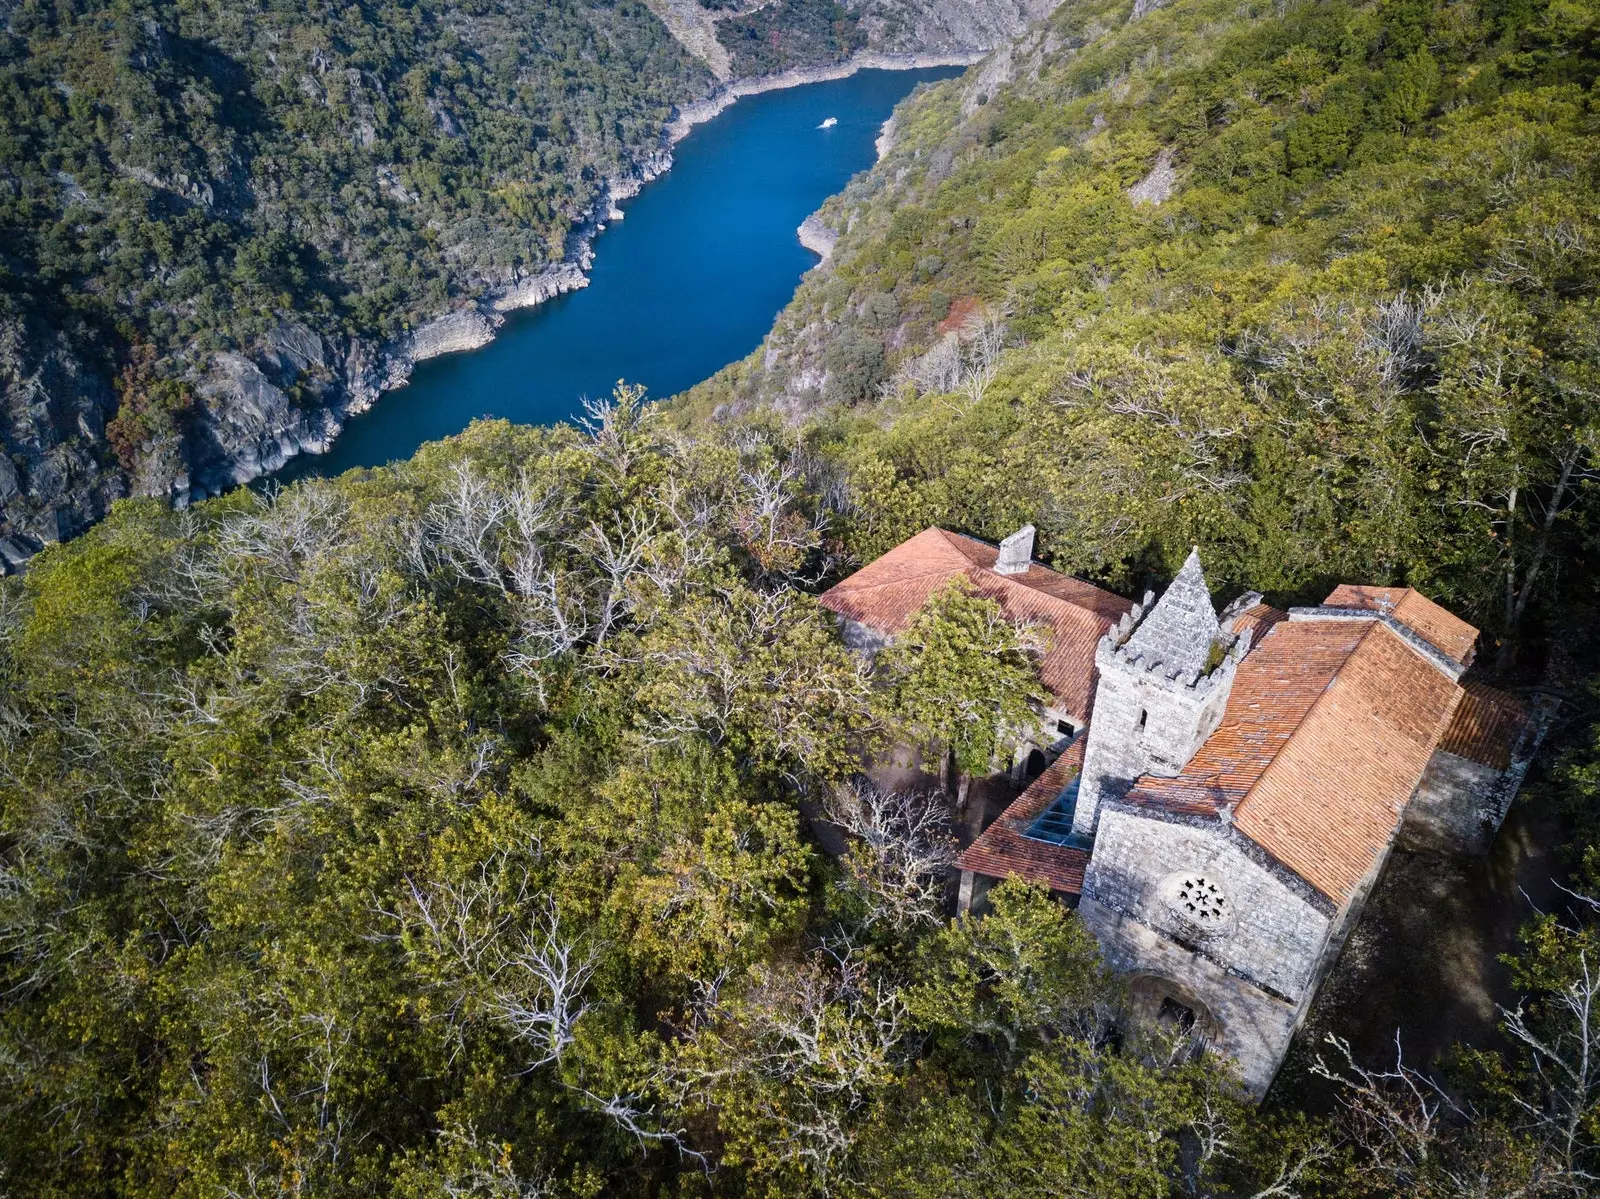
1164, 873, 1230, 931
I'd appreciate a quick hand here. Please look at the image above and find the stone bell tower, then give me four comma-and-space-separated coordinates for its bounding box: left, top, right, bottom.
1072, 549, 1250, 841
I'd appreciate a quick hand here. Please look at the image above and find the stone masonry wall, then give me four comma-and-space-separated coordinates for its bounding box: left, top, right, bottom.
1073, 654, 1234, 838
1080, 894, 1300, 1096
1403, 751, 1504, 855
1083, 809, 1332, 1001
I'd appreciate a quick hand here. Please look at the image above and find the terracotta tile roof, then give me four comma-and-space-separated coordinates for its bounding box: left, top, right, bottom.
1122, 618, 1463, 906
1122, 620, 1368, 818
957, 738, 1089, 895
1322, 584, 1479, 666
1231, 622, 1462, 904
818, 528, 1133, 722
1227, 600, 1287, 640
1436, 683, 1529, 770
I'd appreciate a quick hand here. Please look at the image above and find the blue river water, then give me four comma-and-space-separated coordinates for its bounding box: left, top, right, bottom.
297, 66, 961, 477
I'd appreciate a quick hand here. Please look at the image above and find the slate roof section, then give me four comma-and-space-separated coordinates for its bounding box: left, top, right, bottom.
958, 738, 1090, 895
1437, 683, 1530, 770
1123, 547, 1220, 678
1322, 584, 1479, 667
1120, 618, 1464, 906
818, 528, 1133, 723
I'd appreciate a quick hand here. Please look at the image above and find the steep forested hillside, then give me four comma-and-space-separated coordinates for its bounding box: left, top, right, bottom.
683, 0, 1599, 667
4, 0, 1600, 1194
0, 0, 710, 546
0, 0, 1041, 573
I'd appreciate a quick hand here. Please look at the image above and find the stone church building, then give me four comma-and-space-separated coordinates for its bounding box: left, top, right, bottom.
820, 525, 1545, 1097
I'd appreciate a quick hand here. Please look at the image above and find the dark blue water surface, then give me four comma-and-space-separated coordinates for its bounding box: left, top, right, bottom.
299, 66, 960, 477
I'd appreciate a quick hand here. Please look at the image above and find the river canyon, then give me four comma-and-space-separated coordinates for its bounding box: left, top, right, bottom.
289, 66, 960, 479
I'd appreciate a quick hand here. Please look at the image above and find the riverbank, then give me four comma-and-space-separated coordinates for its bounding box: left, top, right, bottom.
664, 50, 984, 144
387, 52, 972, 374
202, 56, 978, 497
392, 52, 979, 382
285, 65, 965, 479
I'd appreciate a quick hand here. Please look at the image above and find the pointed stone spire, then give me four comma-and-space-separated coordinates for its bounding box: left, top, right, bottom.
1124, 547, 1219, 678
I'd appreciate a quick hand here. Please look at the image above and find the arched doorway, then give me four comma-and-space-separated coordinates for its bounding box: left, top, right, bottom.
1125, 974, 1221, 1056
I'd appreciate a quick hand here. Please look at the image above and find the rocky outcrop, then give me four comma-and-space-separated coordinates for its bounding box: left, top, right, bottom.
181, 152, 648, 505
396, 310, 500, 363
850, 0, 1064, 57
184, 320, 389, 497
190, 351, 342, 495
493, 264, 589, 313
643, 0, 1058, 88
0, 313, 123, 571
798, 215, 840, 262
876, 114, 900, 159
1128, 148, 1177, 207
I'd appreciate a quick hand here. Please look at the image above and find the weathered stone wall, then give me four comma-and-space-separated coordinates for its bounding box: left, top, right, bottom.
1081, 894, 1300, 1096
1073, 648, 1235, 837
1403, 751, 1504, 855
1083, 810, 1332, 1001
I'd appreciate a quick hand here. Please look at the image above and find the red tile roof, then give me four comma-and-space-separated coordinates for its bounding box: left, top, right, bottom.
1437, 683, 1529, 770
818, 528, 1132, 723
1122, 618, 1463, 906
1226, 601, 1288, 646
1121, 620, 1369, 819
1232, 622, 1462, 904
1322, 584, 1479, 666
957, 738, 1089, 895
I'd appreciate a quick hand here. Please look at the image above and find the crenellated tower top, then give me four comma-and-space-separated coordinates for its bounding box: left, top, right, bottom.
1073, 549, 1253, 839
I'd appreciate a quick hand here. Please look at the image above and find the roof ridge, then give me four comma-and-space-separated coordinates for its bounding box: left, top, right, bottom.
1229, 618, 1378, 829
1230, 620, 1464, 901
981, 568, 1122, 628
1433, 684, 1469, 755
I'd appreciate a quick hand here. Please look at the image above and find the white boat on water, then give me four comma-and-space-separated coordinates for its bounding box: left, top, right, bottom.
819, 117, 838, 129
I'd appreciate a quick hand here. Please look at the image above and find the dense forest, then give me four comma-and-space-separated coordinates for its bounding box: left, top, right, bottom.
684, 0, 1599, 665
4, 0, 1600, 1194
0, 0, 709, 494
0, 0, 706, 343
2, 394, 1597, 1196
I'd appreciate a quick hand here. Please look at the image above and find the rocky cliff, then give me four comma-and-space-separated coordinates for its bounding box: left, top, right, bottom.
849, 0, 1064, 56
0, 1, 1061, 572
0, 313, 124, 569
183, 258, 595, 501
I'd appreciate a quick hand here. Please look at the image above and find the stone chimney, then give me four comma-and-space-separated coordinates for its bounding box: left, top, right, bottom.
994, 524, 1036, 575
